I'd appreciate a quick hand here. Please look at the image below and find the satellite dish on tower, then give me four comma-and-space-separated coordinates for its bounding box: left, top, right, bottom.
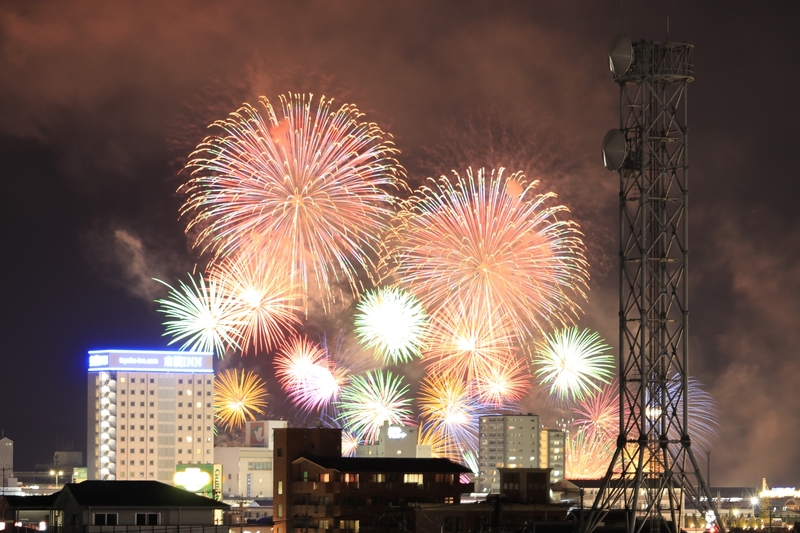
608, 34, 633, 76
602, 129, 628, 170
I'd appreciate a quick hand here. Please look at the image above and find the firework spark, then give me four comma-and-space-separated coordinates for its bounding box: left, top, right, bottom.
391, 167, 588, 339
531, 327, 615, 401
208, 251, 302, 354
155, 274, 241, 356
180, 93, 406, 305
354, 286, 428, 364
274, 335, 345, 412
336, 369, 413, 444
214, 368, 269, 431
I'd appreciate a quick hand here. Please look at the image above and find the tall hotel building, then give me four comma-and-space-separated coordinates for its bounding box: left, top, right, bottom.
87, 349, 215, 482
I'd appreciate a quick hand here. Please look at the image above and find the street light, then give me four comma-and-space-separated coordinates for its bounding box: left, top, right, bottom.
49, 470, 63, 488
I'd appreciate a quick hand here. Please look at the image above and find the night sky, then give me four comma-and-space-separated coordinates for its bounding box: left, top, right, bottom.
1, 1, 798, 487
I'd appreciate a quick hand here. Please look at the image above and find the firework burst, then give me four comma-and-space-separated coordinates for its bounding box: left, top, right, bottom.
417, 373, 487, 462
155, 274, 241, 356
354, 285, 428, 364
336, 369, 413, 443
208, 251, 302, 354
214, 368, 269, 431
531, 327, 615, 401
274, 335, 346, 413
391, 167, 588, 339
565, 425, 615, 480
572, 379, 619, 441
180, 93, 406, 306
424, 300, 517, 383
475, 358, 532, 407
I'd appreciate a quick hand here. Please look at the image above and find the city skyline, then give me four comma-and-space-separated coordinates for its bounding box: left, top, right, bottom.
0, 1, 798, 488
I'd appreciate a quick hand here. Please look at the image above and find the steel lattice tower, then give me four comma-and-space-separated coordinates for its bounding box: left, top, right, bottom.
585, 35, 722, 533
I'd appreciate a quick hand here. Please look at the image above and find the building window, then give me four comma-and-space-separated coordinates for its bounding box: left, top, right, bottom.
93, 514, 118, 526
278, 481, 283, 495
277, 504, 283, 518
341, 520, 359, 533
135, 513, 159, 525
404, 473, 423, 486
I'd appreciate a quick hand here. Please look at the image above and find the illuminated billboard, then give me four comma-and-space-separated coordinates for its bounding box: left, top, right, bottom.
87, 349, 214, 373
174, 463, 223, 500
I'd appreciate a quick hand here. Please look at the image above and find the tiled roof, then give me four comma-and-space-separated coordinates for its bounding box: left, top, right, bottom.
294, 456, 472, 474
60, 481, 228, 508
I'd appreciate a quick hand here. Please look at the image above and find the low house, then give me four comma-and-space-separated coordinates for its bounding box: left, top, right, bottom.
1, 481, 229, 533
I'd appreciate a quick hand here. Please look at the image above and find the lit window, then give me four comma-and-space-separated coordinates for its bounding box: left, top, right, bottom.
187, 390, 192, 396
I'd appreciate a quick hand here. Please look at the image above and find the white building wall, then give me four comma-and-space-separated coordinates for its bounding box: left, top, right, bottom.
214, 447, 274, 498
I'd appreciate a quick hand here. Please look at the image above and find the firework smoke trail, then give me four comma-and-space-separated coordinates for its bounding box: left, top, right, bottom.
214, 368, 269, 431
424, 300, 517, 384
274, 335, 346, 413
531, 327, 615, 402
208, 251, 302, 354
155, 274, 242, 356
180, 94, 406, 306
391, 167, 588, 340
417, 373, 489, 464
354, 286, 428, 365
336, 369, 413, 444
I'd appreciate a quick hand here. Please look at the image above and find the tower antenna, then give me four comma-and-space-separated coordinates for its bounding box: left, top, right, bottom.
591, 34, 722, 533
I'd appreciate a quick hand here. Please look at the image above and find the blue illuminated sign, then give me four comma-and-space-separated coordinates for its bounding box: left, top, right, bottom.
87, 349, 214, 373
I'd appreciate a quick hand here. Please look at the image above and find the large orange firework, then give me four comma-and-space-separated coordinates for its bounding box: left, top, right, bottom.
214, 368, 268, 431
180, 93, 406, 306
391, 167, 588, 339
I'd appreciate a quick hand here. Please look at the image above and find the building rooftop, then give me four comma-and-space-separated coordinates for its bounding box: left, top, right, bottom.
58, 481, 229, 508
295, 455, 473, 474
